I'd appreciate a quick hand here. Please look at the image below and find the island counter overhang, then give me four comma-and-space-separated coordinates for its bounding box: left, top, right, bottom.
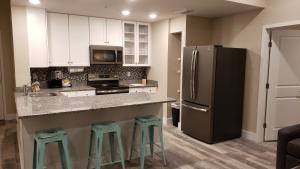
15, 92, 175, 169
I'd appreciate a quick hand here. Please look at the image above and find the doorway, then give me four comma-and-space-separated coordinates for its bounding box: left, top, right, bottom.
167, 33, 182, 121
264, 30, 300, 141
257, 21, 300, 142
0, 32, 5, 120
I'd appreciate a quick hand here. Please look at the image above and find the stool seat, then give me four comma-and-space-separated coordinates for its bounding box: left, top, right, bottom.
35, 129, 65, 139
135, 116, 160, 123
92, 121, 120, 133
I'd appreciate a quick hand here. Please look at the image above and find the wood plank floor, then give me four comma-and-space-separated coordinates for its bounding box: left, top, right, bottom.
0, 121, 276, 169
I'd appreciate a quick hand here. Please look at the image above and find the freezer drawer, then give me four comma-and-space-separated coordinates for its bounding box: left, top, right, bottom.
181, 101, 213, 143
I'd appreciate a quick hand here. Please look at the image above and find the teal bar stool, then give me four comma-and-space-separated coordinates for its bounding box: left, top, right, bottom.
33, 129, 72, 169
87, 121, 125, 169
130, 116, 167, 169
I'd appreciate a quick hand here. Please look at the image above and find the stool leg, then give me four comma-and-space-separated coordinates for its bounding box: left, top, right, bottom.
149, 125, 154, 157
158, 124, 167, 166
33, 140, 38, 169
87, 131, 94, 169
95, 132, 103, 169
62, 136, 73, 169
140, 125, 147, 169
116, 131, 126, 169
37, 141, 46, 169
59, 141, 67, 169
129, 123, 137, 160
109, 132, 115, 162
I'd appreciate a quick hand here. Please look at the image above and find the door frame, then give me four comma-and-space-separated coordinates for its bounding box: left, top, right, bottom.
0, 32, 6, 120
256, 20, 300, 142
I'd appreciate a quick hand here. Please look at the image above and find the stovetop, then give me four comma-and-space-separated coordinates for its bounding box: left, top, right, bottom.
89, 84, 129, 90
87, 74, 129, 95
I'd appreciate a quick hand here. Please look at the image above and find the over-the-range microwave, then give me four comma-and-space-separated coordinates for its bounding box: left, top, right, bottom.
90, 45, 123, 64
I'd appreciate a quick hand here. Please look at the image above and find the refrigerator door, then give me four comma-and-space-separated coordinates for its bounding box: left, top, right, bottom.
182, 46, 215, 106
181, 101, 213, 143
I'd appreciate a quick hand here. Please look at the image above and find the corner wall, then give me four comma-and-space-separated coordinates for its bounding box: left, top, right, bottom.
148, 20, 169, 123
0, 0, 16, 118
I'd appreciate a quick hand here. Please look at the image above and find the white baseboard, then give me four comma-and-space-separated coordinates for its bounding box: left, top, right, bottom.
242, 129, 258, 142
5, 113, 16, 121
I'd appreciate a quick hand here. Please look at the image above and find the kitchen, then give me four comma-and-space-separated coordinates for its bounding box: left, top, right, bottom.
3, 0, 298, 169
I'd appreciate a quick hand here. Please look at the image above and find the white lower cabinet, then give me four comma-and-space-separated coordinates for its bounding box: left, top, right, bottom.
60, 90, 95, 97
129, 87, 157, 93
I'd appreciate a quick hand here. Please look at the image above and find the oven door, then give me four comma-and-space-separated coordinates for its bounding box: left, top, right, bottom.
90, 45, 123, 64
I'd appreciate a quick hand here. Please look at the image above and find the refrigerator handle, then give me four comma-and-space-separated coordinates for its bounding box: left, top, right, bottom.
190, 50, 195, 99
182, 103, 208, 112
192, 50, 198, 99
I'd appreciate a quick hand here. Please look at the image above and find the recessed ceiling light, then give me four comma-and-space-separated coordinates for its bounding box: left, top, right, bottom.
149, 13, 157, 19
122, 10, 131, 16
29, 0, 40, 5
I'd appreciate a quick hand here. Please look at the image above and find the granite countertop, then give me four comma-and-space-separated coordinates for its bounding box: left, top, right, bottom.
120, 79, 158, 88
15, 92, 175, 119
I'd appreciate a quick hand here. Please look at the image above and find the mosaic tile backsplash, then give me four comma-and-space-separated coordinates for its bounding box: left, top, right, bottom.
31, 65, 147, 83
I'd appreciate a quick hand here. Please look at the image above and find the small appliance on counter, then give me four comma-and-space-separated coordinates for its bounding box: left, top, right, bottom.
87, 74, 129, 95
48, 70, 63, 88
62, 78, 72, 87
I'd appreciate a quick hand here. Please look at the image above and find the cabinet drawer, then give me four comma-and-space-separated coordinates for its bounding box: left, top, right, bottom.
129, 87, 157, 93
60, 90, 95, 97
76, 90, 95, 96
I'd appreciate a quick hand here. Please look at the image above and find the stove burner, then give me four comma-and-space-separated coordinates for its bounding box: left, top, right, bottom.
87, 74, 129, 95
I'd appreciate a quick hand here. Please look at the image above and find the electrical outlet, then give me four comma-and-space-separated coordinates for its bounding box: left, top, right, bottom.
127, 72, 131, 77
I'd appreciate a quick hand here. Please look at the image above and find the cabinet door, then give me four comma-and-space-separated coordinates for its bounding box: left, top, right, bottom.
107, 19, 122, 46
137, 23, 151, 66
27, 8, 48, 67
69, 15, 90, 66
47, 13, 70, 66
123, 21, 137, 66
89, 17, 106, 45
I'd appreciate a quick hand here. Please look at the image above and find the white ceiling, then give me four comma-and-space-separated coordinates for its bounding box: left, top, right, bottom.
11, 0, 263, 22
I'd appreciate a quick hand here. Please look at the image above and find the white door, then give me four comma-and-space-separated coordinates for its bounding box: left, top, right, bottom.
89, 17, 106, 45
69, 15, 90, 66
26, 8, 48, 68
106, 19, 122, 46
0, 33, 5, 120
47, 13, 70, 66
265, 30, 300, 141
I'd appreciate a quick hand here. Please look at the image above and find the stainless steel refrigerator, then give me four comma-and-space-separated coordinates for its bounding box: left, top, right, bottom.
182, 45, 246, 144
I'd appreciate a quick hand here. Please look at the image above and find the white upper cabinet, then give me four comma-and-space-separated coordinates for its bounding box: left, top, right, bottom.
137, 22, 151, 66
26, 8, 48, 68
47, 13, 70, 66
123, 21, 151, 67
89, 17, 106, 46
89, 18, 122, 46
69, 15, 90, 66
106, 19, 122, 46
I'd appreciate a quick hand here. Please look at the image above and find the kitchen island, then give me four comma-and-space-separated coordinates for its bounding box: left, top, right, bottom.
15, 91, 175, 169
